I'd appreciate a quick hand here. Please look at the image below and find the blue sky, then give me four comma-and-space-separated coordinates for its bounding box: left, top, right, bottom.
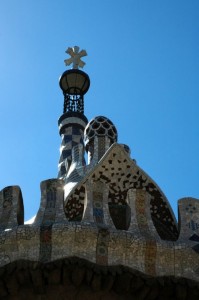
0, 0, 198, 221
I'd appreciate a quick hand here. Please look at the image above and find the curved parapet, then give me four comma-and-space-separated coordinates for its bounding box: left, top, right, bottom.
0, 180, 197, 286
0, 186, 24, 229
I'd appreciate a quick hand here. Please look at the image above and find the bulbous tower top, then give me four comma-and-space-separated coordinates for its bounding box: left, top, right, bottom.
59, 46, 90, 114
84, 116, 118, 151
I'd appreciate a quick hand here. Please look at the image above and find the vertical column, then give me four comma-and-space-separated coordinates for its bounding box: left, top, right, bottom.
0, 186, 24, 230
178, 197, 199, 241
34, 179, 64, 263
128, 189, 161, 239
127, 189, 162, 276
175, 198, 199, 279
82, 180, 114, 228
89, 136, 112, 165
58, 112, 88, 178
127, 188, 140, 234
34, 179, 64, 225
82, 180, 94, 223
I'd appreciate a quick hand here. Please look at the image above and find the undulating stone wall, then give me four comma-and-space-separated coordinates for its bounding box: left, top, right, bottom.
0, 258, 199, 300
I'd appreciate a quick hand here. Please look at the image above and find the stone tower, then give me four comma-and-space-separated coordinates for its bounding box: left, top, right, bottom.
0, 47, 199, 299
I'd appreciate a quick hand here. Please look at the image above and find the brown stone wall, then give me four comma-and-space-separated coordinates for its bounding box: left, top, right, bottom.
0, 259, 199, 300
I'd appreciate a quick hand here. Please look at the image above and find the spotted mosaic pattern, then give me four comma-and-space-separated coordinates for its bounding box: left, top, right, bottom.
0, 115, 198, 287
65, 186, 85, 221
64, 144, 178, 241
84, 116, 117, 150
84, 116, 117, 164
92, 147, 178, 240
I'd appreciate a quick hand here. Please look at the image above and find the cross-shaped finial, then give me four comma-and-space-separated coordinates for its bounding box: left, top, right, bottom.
64, 46, 87, 69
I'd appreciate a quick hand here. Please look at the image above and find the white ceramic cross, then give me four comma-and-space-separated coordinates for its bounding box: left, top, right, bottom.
64, 46, 87, 69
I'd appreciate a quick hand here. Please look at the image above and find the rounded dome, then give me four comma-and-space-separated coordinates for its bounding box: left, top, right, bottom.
84, 116, 118, 148
59, 69, 90, 95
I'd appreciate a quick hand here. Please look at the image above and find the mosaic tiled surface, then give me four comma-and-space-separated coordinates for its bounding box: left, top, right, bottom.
0, 162, 198, 285
58, 112, 87, 178
65, 143, 178, 241
0, 114, 199, 289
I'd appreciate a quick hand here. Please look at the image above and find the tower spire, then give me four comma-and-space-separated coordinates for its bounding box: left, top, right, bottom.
58, 46, 90, 178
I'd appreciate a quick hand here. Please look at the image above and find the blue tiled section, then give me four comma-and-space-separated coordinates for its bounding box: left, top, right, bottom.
62, 149, 72, 159
72, 127, 82, 135
93, 208, 104, 224
93, 208, 103, 217
64, 135, 72, 143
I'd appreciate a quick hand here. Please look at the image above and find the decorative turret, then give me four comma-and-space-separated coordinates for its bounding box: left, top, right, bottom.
84, 116, 118, 163
58, 46, 90, 178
